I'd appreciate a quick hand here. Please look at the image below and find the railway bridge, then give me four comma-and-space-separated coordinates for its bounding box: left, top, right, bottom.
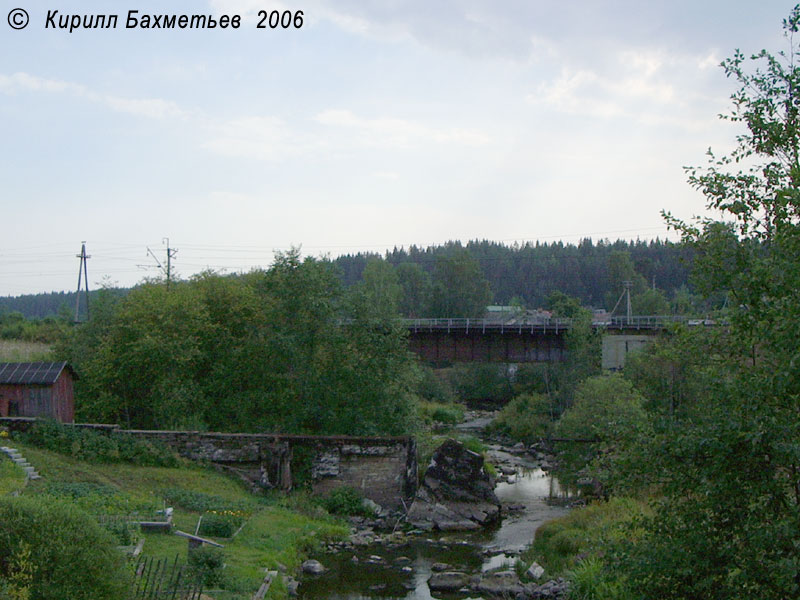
404, 316, 711, 369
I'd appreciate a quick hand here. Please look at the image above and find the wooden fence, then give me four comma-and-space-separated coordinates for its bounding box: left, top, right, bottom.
131, 555, 203, 599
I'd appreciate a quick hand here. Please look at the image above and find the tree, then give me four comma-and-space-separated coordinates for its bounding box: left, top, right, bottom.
350, 258, 401, 320
429, 247, 492, 318
554, 374, 650, 489
58, 251, 419, 436
545, 290, 584, 318
626, 8, 800, 597
396, 262, 432, 317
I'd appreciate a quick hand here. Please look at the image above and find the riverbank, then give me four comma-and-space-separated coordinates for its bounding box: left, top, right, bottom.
297, 412, 575, 600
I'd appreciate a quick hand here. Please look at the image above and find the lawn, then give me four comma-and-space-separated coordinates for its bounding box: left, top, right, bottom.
4, 442, 348, 599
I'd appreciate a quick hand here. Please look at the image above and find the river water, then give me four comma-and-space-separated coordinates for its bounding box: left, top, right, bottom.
299, 443, 571, 600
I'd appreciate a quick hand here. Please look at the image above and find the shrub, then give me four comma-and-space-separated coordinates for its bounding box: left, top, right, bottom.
100, 518, 140, 546
319, 486, 374, 517
198, 511, 245, 538
38, 481, 160, 518
488, 392, 554, 442
161, 488, 251, 514
187, 546, 225, 587
0, 496, 132, 600
418, 400, 464, 426
19, 420, 179, 467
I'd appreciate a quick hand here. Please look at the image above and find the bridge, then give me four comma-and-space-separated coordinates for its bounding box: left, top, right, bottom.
404, 316, 714, 368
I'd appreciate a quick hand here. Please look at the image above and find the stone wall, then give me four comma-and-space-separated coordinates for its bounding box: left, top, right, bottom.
0, 418, 417, 510
124, 430, 417, 509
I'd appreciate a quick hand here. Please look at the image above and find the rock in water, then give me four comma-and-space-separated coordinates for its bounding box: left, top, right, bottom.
301, 559, 326, 575
428, 571, 472, 591
407, 439, 501, 530
475, 570, 524, 597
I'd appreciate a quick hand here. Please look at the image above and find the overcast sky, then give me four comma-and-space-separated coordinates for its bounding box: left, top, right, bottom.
0, 0, 795, 295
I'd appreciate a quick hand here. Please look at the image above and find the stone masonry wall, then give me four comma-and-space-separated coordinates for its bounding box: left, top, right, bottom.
0, 418, 417, 511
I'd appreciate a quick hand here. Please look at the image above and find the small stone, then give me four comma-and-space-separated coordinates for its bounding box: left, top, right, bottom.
285, 576, 300, 597
431, 562, 450, 572
301, 559, 325, 575
526, 562, 545, 580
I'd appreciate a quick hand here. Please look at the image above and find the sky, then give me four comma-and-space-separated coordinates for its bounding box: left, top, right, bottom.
0, 0, 795, 295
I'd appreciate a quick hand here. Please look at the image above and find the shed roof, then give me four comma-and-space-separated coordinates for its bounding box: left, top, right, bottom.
0, 362, 71, 385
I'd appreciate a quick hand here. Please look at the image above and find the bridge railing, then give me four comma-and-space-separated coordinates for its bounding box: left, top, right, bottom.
404, 317, 574, 333
403, 315, 711, 332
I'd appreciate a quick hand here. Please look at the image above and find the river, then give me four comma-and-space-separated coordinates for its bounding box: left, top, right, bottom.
299, 430, 571, 600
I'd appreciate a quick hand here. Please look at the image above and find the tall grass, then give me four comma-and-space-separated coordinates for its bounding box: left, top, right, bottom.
0, 340, 53, 361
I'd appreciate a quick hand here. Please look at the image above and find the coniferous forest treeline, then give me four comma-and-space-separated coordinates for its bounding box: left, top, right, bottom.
1, 238, 696, 320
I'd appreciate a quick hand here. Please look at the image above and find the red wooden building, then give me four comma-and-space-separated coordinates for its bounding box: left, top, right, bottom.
0, 362, 75, 423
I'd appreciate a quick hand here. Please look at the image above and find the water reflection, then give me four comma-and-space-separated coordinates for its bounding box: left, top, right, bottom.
299, 464, 571, 600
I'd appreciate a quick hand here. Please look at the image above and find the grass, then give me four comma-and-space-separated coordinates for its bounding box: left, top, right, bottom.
417, 400, 465, 426
0, 454, 27, 496
519, 497, 649, 579
9, 441, 349, 599
0, 339, 52, 361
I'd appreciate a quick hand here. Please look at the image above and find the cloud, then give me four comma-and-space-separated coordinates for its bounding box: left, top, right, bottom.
315, 108, 490, 148
527, 48, 720, 128
201, 116, 304, 161
0, 72, 189, 120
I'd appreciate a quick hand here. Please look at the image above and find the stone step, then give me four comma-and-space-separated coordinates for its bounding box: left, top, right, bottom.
1, 448, 41, 481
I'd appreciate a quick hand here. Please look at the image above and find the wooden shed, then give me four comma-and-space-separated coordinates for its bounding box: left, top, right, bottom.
0, 362, 75, 423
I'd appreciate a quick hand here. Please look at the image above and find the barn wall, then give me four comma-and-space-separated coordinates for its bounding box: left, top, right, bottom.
0, 381, 73, 422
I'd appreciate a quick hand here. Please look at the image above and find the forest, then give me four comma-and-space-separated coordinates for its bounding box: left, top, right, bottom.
1, 237, 703, 324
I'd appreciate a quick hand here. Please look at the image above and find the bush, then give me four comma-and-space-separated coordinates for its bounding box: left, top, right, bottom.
37, 481, 160, 519
198, 511, 245, 538
19, 420, 180, 467
417, 400, 464, 426
319, 486, 374, 517
161, 488, 251, 514
188, 546, 225, 587
100, 518, 140, 546
488, 392, 554, 442
414, 366, 456, 404
554, 374, 651, 487
0, 496, 132, 600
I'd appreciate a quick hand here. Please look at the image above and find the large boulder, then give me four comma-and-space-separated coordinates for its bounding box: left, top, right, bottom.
428, 571, 472, 592
475, 570, 524, 597
407, 439, 500, 530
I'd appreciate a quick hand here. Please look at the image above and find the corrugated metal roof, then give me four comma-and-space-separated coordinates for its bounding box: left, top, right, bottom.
0, 362, 69, 385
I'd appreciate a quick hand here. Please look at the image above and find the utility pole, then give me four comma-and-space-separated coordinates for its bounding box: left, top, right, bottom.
164, 238, 178, 289
74, 242, 90, 323
610, 280, 633, 324
142, 239, 178, 288
624, 280, 632, 324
